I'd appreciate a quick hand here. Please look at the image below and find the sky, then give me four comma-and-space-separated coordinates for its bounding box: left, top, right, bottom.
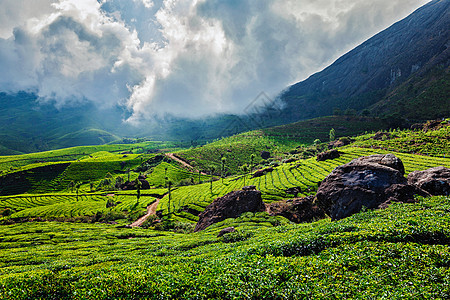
0, 0, 430, 123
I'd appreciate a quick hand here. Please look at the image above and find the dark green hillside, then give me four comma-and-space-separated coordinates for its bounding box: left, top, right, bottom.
263, 116, 387, 145
370, 67, 450, 121
47, 128, 120, 149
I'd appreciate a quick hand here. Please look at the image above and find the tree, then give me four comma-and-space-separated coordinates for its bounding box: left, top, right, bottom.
241, 164, 248, 187
221, 157, 226, 184
68, 181, 75, 193
329, 128, 336, 142
115, 176, 124, 190
209, 166, 215, 195
75, 182, 82, 201
135, 178, 142, 202
250, 154, 255, 172
167, 180, 172, 214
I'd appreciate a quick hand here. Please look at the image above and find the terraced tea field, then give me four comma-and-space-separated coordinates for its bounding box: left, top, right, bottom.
158, 147, 450, 223
0, 193, 157, 220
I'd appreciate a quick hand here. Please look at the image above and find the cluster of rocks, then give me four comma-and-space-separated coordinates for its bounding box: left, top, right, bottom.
117, 175, 150, 190
316, 154, 449, 220
194, 153, 449, 232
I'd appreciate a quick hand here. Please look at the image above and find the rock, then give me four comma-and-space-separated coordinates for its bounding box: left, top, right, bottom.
252, 167, 273, 178
422, 119, 443, 132
329, 137, 354, 149
260, 151, 271, 160
349, 153, 405, 175
283, 158, 296, 164
384, 184, 430, 204
194, 188, 266, 232
267, 196, 326, 223
242, 185, 256, 191
317, 149, 340, 161
217, 227, 236, 237
372, 132, 392, 140
285, 187, 302, 197
408, 167, 450, 196
120, 178, 150, 190
316, 154, 421, 220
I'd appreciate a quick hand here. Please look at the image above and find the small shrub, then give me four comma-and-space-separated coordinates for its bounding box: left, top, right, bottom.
221, 230, 254, 243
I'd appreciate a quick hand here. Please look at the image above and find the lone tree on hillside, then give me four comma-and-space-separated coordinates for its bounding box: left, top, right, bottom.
240, 164, 249, 187
68, 181, 75, 193
127, 168, 131, 182
329, 128, 336, 142
221, 157, 226, 184
250, 154, 256, 172
75, 182, 82, 201
209, 166, 215, 195
167, 180, 172, 214
135, 178, 142, 202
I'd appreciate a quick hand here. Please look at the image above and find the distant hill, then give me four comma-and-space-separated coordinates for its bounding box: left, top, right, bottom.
0, 92, 126, 154
279, 0, 449, 123
0, 0, 448, 153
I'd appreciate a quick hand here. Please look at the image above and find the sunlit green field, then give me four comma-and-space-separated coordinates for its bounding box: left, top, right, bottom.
0, 196, 449, 299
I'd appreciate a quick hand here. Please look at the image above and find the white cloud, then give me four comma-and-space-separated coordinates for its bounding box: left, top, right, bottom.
0, 0, 430, 122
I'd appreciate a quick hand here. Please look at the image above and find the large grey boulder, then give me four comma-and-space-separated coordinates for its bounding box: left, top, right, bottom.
194, 186, 265, 232
408, 167, 450, 196
316, 154, 426, 220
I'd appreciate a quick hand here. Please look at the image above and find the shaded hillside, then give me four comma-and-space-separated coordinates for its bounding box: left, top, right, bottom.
0, 92, 126, 154
370, 66, 449, 120
279, 0, 449, 122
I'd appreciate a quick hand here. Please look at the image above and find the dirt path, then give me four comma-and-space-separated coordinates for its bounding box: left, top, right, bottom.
130, 199, 160, 227
165, 153, 207, 175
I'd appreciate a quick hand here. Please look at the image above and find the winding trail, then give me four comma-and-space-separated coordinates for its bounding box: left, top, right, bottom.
165, 153, 207, 175
130, 199, 160, 227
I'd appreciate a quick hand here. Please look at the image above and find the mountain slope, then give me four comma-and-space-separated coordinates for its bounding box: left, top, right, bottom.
279, 0, 449, 122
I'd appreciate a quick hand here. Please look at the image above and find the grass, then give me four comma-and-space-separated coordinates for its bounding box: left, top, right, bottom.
0, 196, 448, 299
351, 124, 450, 157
